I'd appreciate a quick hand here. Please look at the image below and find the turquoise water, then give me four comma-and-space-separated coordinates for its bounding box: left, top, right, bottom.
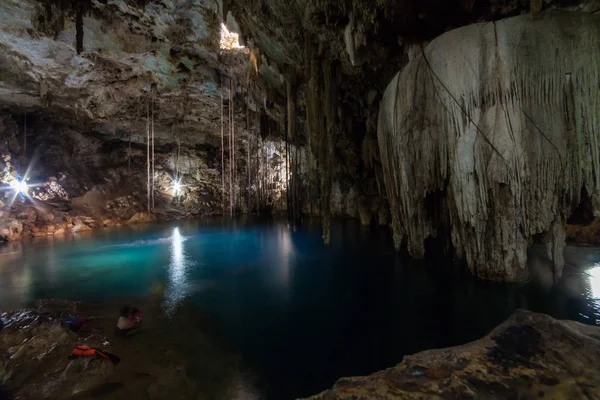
0, 218, 599, 399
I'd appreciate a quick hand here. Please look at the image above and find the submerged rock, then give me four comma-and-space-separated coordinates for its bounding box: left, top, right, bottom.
0, 302, 115, 400
1, 299, 249, 400
303, 311, 600, 400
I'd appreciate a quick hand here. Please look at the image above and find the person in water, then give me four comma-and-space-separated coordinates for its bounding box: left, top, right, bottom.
116, 305, 142, 337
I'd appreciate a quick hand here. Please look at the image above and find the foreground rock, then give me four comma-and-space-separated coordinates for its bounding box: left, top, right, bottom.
303, 311, 600, 400
0, 299, 246, 400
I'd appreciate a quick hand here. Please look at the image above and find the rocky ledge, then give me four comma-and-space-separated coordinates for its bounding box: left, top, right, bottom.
0, 298, 249, 399
303, 311, 600, 400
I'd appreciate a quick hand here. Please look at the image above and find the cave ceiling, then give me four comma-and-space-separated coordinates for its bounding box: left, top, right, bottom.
0, 0, 598, 147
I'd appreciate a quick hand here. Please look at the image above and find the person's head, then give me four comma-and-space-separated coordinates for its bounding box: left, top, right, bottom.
120, 305, 131, 317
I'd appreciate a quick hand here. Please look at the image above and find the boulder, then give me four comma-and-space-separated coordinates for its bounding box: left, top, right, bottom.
0, 305, 116, 400
72, 223, 92, 233
0, 219, 23, 241
303, 311, 600, 399
127, 212, 157, 225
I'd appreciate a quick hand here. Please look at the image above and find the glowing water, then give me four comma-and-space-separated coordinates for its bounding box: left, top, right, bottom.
0, 218, 598, 399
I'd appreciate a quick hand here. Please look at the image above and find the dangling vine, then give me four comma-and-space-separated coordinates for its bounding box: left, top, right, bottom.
32, 0, 93, 54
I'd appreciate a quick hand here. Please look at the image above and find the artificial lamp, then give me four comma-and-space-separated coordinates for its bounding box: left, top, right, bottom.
171, 180, 182, 196
10, 179, 28, 194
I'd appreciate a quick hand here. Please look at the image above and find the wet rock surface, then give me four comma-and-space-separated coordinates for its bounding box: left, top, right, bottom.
0, 298, 251, 400
303, 311, 600, 400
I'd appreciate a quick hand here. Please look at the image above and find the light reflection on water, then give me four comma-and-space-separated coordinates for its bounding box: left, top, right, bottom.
1, 219, 600, 398
585, 266, 600, 323
165, 227, 185, 314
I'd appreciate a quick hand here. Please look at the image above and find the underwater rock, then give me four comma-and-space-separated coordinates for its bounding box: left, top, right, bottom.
303, 311, 600, 400
0, 303, 116, 400
378, 11, 600, 281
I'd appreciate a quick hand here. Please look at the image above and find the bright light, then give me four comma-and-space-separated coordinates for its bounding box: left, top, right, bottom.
164, 226, 187, 316
171, 178, 183, 196
10, 179, 28, 194
588, 266, 600, 299
220, 23, 244, 50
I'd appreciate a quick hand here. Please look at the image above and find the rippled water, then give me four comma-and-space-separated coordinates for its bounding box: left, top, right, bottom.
0, 218, 598, 399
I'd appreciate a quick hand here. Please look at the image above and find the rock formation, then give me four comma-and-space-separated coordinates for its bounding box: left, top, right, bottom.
378, 11, 600, 281
0, 299, 250, 400
0, 0, 295, 240
303, 311, 600, 400
0, 0, 599, 279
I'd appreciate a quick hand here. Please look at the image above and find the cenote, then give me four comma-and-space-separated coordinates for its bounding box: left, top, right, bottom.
2, 2, 600, 398
1, 218, 599, 399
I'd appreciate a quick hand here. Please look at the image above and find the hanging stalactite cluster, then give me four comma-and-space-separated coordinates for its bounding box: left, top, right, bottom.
378, 11, 600, 282
303, 35, 340, 243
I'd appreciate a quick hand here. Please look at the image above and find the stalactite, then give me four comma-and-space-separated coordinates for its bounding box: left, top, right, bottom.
75, 1, 84, 54
229, 77, 233, 216
294, 133, 300, 226
285, 95, 291, 223
377, 11, 600, 281
246, 91, 251, 214
177, 136, 181, 181
221, 89, 225, 214
151, 87, 155, 211
255, 110, 260, 213
128, 132, 131, 172
286, 78, 300, 227
232, 79, 237, 214
320, 58, 338, 245
305, 34, 337, 243
23, 98, 27, 157
146, 94, 150, 212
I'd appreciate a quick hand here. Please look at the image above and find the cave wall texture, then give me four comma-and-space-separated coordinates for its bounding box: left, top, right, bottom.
224, 0, 600, 280
0, 0, 600, 279
378, 11, 600, 281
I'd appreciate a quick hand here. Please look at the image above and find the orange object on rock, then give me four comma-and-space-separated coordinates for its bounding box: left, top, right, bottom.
70, 345, 120, 363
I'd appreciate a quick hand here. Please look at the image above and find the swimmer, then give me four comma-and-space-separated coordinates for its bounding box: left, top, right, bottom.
116, 305, 142, 337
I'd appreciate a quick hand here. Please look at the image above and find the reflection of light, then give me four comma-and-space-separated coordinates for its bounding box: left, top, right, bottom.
588, 266, 600, 299
9, 179, 28, 194
276, 228, 293, 299
164, 227, 188, 315
171, 227, 184, 280
584, 265, 600, 325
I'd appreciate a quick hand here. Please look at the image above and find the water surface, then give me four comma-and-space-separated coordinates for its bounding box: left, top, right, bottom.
0, 218, 598, 399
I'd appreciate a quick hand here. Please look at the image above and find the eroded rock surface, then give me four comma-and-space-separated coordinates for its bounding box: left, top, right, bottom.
378, 11, 600, 281
0, 298, 249, 400
303, 311, 600, 400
